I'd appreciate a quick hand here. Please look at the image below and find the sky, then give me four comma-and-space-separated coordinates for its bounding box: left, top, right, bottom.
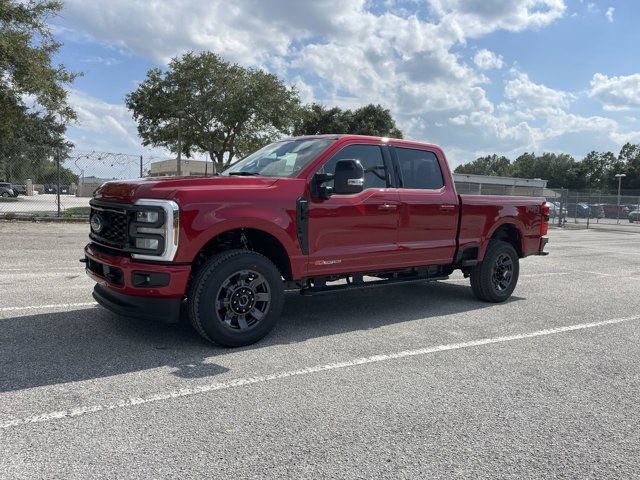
50, 0, 640, 168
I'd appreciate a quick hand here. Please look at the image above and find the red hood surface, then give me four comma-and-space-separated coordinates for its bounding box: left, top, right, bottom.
93, 176, 280, 203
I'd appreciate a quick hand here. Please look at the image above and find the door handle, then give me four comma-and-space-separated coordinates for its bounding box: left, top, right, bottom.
378, 203, 398, 211
439, 204, 456, 211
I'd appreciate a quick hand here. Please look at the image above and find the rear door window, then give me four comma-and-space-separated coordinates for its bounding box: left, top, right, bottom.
395, 148, 444, 190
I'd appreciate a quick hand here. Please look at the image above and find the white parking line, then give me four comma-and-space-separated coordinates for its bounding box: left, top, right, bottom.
2, 314, 638, 431
2, 267, 81, 272
444, 272, 570, 283
0, 272, 87, 279
0, 302, 96, 313
571, 269, 640, 279
565, 247, 640, 256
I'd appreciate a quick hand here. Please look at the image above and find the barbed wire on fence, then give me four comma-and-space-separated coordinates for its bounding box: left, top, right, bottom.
0, 146, 166, 217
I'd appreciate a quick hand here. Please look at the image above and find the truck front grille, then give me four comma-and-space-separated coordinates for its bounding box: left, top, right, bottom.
89, 201, 130, 250
99, 210, 128, 246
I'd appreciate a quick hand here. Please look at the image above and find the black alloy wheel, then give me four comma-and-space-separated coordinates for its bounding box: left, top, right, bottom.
492, 253, 514, 292
188, 249, 284, 347
470, 240, 520, 303
215, 269, 271, 331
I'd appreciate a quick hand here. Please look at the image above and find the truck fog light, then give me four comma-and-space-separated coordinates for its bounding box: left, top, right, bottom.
136, 238, 159, 250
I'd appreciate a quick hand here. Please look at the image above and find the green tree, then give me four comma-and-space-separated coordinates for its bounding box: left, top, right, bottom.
618, 142, 640, 190
294, 104, 351, 136
0, 112, 72, 182
0, 0, 77, 180
126, 52, 300, 170
294, 103, 403, 138
511, 152, 581, 189
577, 151, 617, 191
0, 0, 77, 134
454, 154, 512, 176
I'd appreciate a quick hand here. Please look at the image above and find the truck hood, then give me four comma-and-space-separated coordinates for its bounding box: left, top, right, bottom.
94, 176, 280, 203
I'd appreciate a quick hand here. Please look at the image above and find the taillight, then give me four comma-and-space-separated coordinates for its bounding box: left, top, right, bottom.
541, 203, 550, 236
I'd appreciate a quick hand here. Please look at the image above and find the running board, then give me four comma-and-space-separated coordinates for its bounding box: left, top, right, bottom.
300, 275, 449, 296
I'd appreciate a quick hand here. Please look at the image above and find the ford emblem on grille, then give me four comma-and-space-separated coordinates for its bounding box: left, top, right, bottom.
90, 214, 104, 234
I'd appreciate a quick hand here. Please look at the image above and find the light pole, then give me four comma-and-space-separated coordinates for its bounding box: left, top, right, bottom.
175, 109, 185, 176
615, 173, 626, 224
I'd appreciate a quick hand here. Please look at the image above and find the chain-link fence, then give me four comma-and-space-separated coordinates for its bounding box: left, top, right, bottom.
3, 145, 639, 231
0, 146, 165, 218
546, 189, 640, 229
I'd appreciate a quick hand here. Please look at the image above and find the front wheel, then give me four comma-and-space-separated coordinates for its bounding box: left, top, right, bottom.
470, 240, 519, 303
188, 249, 284, 347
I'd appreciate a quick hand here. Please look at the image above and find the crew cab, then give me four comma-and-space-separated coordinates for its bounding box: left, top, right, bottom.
84, 135, 549, 347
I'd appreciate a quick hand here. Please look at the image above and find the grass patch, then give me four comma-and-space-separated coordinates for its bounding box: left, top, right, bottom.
63, 206, 91, 217
0, 197, 20, 202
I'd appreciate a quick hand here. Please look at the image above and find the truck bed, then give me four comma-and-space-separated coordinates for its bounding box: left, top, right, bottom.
458, 194, 546, 260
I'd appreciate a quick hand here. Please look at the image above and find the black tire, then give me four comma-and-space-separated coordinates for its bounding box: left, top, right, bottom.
1, 192, 8, 198
470, 240, 519, 303
188, 249, 284, 347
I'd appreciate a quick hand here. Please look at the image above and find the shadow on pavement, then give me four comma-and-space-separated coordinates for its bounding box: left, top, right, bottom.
0, 281, 522, 393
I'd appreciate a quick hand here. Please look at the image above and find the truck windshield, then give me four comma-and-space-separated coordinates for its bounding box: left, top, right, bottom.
223, 138, 335, 177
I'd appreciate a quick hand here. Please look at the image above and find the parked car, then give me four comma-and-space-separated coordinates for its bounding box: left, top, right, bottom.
629, 210, 640, 223
84, 134, 550, 347
600, 204, 630, 219
589, 204, 605, 219
11, 184, 27, 196
0, 182, 15, 198
545, 200, 567, 217
567, 202, 592, 218
43, 184, 70, 194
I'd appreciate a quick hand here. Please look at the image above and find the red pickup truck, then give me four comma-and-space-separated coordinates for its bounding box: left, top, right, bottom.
85, 135, 549, 346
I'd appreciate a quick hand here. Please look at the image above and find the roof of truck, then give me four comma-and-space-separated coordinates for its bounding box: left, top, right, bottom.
287, 134, 443, 151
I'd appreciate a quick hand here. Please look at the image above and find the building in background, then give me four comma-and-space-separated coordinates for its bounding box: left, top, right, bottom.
453, 173, 547, 197
149, 159, 213, 177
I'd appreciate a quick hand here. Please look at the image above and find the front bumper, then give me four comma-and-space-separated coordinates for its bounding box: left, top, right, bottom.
84, 243, 191, 323
92, 284, 181, 323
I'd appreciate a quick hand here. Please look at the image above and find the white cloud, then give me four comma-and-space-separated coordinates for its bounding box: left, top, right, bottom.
589, 73, 640, 111
58, 0, 368, 65
429, 0, 566, 39
505, 70, 574, 109
473, 49, 504, 70
66, 90, 141, 152
605, 6, 615, 22
56, 0, 640, 164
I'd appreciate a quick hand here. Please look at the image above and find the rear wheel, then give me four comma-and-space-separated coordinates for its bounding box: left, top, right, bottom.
188, 250, 284, 347
470, 240, 519, 303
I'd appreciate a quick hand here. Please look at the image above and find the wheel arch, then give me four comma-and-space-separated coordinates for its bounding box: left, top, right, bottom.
485, 222, 524, 258
190, 225, 294, 282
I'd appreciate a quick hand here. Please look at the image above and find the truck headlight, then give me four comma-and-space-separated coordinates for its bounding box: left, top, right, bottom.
130, 199, 179, 261
136, 210, 160, 223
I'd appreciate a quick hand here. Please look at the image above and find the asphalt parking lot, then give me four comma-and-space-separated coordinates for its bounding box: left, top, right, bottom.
1, 222, 640, 479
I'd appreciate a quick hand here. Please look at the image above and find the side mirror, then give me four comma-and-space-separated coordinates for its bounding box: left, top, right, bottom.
311, 172, 334, 199
333, 159, 364, 195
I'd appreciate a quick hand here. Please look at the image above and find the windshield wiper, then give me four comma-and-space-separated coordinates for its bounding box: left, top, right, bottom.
228, 171, 261, 176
